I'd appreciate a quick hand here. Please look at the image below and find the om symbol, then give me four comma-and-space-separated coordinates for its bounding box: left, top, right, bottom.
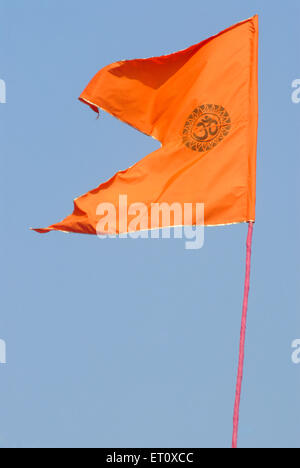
183, 104, 231, 153
192, 115, 220, 142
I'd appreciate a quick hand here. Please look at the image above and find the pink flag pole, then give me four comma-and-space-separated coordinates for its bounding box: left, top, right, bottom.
232, 221, 254, 448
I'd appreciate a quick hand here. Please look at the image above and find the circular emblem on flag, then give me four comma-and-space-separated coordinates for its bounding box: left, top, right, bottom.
183, 104, 231, 152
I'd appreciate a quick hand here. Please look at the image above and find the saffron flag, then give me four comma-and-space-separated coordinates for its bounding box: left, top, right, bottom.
35, 16, 258, 235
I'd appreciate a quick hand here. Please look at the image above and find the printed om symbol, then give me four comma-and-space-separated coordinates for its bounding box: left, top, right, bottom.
192, 114, 220, 142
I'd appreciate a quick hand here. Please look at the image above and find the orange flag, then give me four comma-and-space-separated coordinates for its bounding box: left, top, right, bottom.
35, 16, 258, 235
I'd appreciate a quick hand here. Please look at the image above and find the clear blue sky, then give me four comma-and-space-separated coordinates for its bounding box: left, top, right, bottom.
0, 0, 299, 448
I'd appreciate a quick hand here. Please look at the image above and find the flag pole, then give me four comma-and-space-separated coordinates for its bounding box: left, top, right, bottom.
232, 221, 254, 448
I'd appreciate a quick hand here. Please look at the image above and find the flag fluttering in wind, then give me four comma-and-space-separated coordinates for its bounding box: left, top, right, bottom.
34, 16, 259, 449
34, 15, 258, 235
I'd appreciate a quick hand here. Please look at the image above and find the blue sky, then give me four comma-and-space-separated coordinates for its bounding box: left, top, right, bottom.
0, 0, 299, 448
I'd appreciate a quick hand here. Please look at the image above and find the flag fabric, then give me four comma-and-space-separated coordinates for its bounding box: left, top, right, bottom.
35, 16, 258, 235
